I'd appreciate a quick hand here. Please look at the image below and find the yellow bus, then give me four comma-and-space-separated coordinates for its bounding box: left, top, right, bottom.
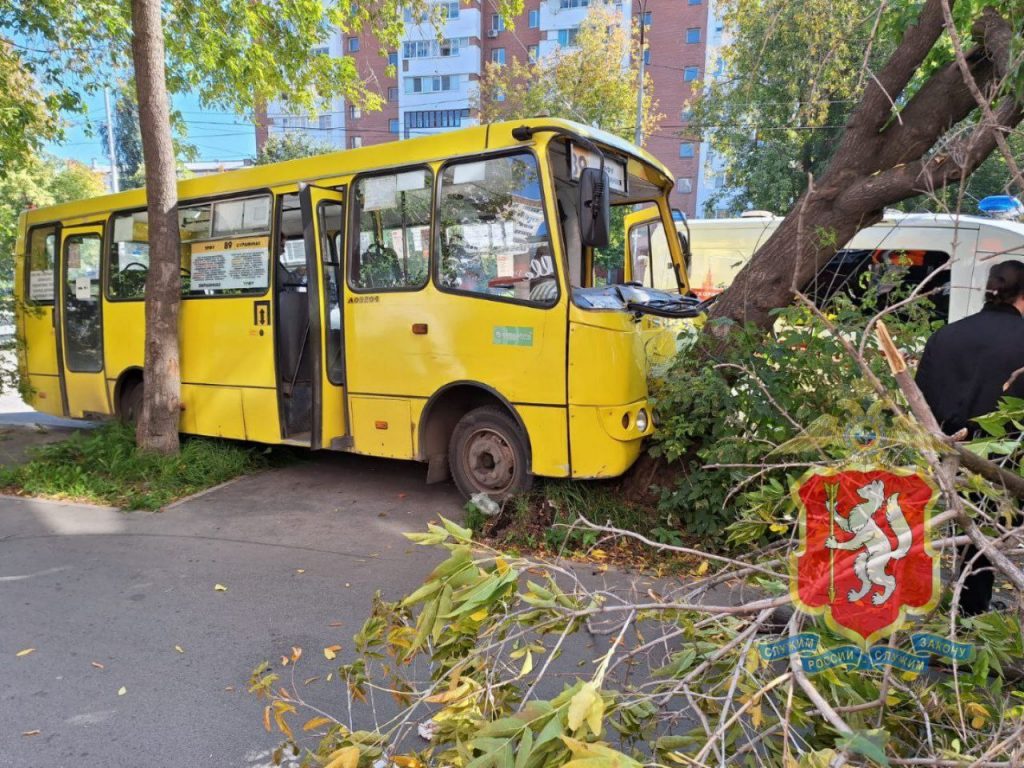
15, 118, 699, 499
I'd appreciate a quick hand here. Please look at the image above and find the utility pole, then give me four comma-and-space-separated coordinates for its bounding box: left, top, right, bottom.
633, 0, 648, 147
104, 87, 121, 193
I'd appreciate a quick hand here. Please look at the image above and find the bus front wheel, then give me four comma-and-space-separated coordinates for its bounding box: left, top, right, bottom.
449, 406, 532, 502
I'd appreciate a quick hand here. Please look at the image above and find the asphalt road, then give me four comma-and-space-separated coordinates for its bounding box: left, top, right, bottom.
1, 449, 468, 768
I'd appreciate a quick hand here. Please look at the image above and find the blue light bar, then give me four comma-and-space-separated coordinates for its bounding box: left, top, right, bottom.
978, 195, 1023, 216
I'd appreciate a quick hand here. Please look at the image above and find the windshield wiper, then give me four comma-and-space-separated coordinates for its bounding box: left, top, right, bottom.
625, 293, 718, 319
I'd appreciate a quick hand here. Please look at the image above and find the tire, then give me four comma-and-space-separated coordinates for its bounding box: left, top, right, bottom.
119, 380, 144, 426
449, 406, 533, 501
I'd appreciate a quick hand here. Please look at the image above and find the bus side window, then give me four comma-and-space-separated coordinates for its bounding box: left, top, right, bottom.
629, 223, 651, 287
350, 169, 432, 291
109, 211, 150, 299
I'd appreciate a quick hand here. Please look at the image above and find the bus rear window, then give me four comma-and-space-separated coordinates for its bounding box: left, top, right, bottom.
109, 194, 272, 299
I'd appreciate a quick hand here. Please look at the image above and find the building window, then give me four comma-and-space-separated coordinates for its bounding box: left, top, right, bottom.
348, 37, 360, 53
491, 14, 504, 32
311, 46, 329, 57
679, 142, 694, 158
528, 44, 539, 61
642, 11, 652, 25
680, 108, 693, 122
350, 136, 362, 149
349, 105, 361, 119
403, 38, 464, 58
557, 28, 579, 46
491, 48, 506, 64
439, 38, 462, 56
559, 0, 590, 7
688, 0, 702, 4
528, 9, 540, 28
388, 51, 398, 67
443, 1, 459, 19
403, 108, 471, 137
683, 66, 699, 82
404, 75, 457, 94
686, 27, 701, 44
319, 114, 332, 130
389, 118, 400, 134
677, 177, 693, 194
388, 86, 399, 102
643, 48, 650, 65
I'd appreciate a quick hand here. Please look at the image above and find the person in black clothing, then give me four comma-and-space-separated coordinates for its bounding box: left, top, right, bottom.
915, 260, 1024, 615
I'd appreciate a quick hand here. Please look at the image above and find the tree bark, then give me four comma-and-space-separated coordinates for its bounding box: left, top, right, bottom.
130, 0, 181, 453
707, 0, 1023, 333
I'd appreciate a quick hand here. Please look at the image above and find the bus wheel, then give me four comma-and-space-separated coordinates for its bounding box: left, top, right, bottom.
449, 406, 532, 501
119, 381, 144, 426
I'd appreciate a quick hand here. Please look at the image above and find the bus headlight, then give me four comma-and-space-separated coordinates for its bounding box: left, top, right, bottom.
636, 408, 649, 433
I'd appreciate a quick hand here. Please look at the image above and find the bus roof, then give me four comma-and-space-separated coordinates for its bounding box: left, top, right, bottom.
22, 118, 672, 226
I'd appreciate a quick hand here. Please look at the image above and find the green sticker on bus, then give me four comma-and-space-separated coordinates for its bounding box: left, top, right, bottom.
493, 326, 534, 347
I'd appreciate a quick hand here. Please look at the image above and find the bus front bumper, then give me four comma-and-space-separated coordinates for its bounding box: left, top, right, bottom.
569, 399, 654, 479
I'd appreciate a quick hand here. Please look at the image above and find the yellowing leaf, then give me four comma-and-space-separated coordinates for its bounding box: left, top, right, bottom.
520, 650, 534, 677
750, 703, 763, 728
263, 706, 272, 732
16, 648, 35, 657
290, 646, 302, 662
567, 682, 603, 736
971, 716, 986, 729
664, 753, 689, 765
425, 680, 473, 704
590, 549, 608, 561
214, 583, 227, 592
744, 649, 759, 674
21, 730, 40, 737
393, 757, 423, 768
769, 523, 788, 533
324, 745, 360, 768
91, 661, 104, 670
695, 560, 710, 576
303, 676, 320, 686
469, 608, 489, 622
117, 686, 127, 696
174, 645, 184, 654
302, 716, 333, 732
280, 656, 289, 667
324, 645, 342, 660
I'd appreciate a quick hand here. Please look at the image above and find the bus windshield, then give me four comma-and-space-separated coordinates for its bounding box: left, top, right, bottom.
546, 137, 693, 315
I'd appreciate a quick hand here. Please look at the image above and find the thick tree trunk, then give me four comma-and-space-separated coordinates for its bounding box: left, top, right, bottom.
130, 0, 181, 453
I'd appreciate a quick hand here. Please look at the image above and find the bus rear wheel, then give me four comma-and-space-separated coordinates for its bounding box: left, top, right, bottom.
119, 381, 143, 426
449, 406, 532, 501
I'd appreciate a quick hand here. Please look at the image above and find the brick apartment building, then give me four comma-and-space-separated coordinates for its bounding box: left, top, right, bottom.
257, 0, 726, 217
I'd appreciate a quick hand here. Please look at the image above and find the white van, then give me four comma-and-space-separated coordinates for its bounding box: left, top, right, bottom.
624, 209, 1024, 322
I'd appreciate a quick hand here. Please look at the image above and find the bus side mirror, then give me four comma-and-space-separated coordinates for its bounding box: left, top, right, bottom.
578, 167, 610, 249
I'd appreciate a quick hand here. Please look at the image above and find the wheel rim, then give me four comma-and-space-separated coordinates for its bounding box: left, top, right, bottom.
462, 427, 516, 494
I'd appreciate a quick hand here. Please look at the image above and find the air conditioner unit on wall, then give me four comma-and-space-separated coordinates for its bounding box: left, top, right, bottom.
486, 29, 499, 38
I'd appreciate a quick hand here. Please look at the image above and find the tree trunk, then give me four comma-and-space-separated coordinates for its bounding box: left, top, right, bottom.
130, 0, 181, 453
707, 0, 1023, 333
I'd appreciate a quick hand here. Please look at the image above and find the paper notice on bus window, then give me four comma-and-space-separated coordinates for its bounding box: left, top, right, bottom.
453, 162, 487, 185
189, 236, 270, 291
242, 196, 270, 231
113, 216, 135, 243
75, 276, 92, 300
212, 200, 245, 235
363, 176, 397, 211
397, 170, 426, 192
29, 270, 53, 301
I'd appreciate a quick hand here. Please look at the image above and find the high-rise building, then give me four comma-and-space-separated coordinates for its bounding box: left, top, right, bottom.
260, 0, 716, 216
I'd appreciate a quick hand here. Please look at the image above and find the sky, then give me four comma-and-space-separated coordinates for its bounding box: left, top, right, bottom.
45, 90, 257, 167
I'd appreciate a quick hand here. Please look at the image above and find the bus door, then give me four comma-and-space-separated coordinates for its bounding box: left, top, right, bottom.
58, 225, 109, 417
298, 185, 348, 450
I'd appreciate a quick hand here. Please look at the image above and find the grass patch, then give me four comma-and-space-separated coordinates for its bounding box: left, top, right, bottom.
467, 480, 701, 573
0, 423, 289, 510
